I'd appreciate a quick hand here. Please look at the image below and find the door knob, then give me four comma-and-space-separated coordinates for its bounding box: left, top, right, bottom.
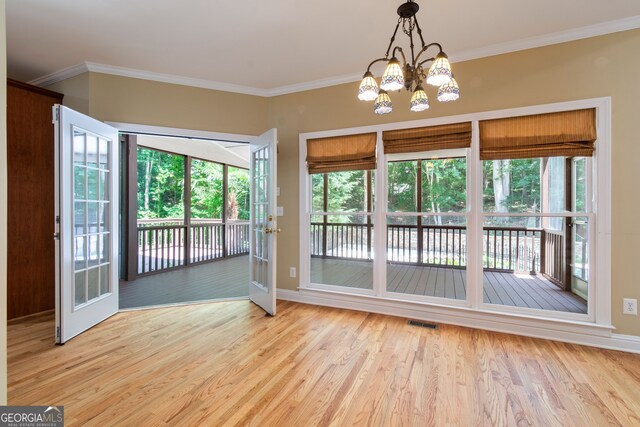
264, 227, 281, 234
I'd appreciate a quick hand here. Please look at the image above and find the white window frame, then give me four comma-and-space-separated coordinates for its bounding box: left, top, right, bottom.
298, 97, 611, 329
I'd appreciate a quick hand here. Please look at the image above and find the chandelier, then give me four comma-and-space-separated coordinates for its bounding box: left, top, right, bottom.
357, 0, 460, 115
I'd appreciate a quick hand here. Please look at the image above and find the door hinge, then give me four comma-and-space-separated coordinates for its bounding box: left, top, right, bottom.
52, 105, 60, 124
56, 326, 61, 340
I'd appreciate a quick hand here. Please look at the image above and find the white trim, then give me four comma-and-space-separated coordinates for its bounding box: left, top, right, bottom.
298, 97, 612, 335
29, 63, 89, 87
277, 288, 640, 354
28, 17, 640, 96
105, 121, 255, 143
451, 15, 640, 64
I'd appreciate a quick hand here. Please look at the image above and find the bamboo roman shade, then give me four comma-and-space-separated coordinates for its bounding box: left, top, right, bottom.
306, 132, 377, 174
382, 122, 472, 154
479, 108, 596, 160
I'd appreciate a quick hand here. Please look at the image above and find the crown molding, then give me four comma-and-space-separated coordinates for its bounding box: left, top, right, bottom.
28, 62, 89, 87
28, 15, 640, 96
450, 14, 640, 64
85, 62, 271, 97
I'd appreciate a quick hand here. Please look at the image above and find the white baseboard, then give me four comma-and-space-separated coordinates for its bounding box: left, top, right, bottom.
277, 288, 640, 354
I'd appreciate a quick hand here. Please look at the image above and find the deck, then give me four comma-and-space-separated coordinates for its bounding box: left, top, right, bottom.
121, 255, 586, 313
311, 258, 587, 313
119, 255, 249, 309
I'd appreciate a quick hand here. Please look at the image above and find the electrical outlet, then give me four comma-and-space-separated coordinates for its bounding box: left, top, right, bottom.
623, 298, 638, 315
289, 267, 296, 278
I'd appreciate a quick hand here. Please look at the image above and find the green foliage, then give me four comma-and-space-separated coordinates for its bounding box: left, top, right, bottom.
190, 159, 223, 219
482, 159, 541, 213
137, 147, 249, 221
312, 170, 373, 224
137, 148, 185, 220
228, 167, 250, 220
422, 158, 466, 213
388, 161, 417, 212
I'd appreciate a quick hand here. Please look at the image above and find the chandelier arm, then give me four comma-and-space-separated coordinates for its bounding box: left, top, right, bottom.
418, 56, 437, 67
391, 46, 407, 67
408, 18, 416, 64
413, 15, 427, 48
414, 42, 444, 65
384, 20, 402, 58
365, 57, 390, 73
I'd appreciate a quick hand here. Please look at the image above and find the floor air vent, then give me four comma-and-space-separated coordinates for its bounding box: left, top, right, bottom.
408, 320, 438, 330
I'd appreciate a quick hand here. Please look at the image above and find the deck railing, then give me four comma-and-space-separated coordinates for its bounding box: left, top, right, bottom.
137, 219, 249, 275
311, 222, 550, 274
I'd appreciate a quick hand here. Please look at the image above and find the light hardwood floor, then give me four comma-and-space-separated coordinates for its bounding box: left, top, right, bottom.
8, 301, 640, 426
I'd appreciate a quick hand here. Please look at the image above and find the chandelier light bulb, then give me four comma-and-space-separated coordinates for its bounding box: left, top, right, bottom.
426, 53, 453, 87
357, 71, 379, 101
380, 58, 405, 92
437, 77, 460, 102
410, 86, 430, 112
373, 90, 393, 115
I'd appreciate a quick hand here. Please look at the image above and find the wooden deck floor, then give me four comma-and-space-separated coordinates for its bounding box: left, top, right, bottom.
8, 301, 640, 426
120, 256, 586, 314
311, 258, 587, 313
120, 255, 249, 309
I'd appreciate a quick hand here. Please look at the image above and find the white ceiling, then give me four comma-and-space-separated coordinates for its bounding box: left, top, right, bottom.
137, 135, 249, 169
7, 1, 640, 93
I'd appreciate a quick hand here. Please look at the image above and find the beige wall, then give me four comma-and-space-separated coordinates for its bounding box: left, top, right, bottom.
47, 29, 640, 336
46, 72, 90, 114
1, 0, 8, 405
88, 73, 269, 136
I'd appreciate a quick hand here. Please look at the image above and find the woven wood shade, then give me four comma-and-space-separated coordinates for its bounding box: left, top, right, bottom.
306, 132, 377, 174
382, 122, 472, 154
479, 108, 596, 160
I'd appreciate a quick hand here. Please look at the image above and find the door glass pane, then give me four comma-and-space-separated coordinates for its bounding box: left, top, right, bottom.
74, 202, 86, 235
87, 267, 99, 300
88, 235, 99, 267
87, 202, 98, 234
99, 138, 109, 169
86, 134, 99, 167
99, 233, 109, 264
74, 236, 86, 271
74, 167, 86, 199
98, 203, 108, 232
87, 168, 98, 200
100, 265, 110, 295
74, 271, 86, 306
73, 131, 85, 165
99, 171, 109, 201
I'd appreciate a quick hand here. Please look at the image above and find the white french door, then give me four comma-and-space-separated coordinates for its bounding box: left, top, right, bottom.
249, 129, 278, 315
54, 105, 119, 343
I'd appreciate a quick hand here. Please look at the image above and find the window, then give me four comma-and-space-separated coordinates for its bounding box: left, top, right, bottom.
300, 101, 608, 327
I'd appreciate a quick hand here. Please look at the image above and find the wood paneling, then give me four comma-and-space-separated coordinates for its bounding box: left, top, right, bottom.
7, 79, 63, 319
8, 301, 640, 426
